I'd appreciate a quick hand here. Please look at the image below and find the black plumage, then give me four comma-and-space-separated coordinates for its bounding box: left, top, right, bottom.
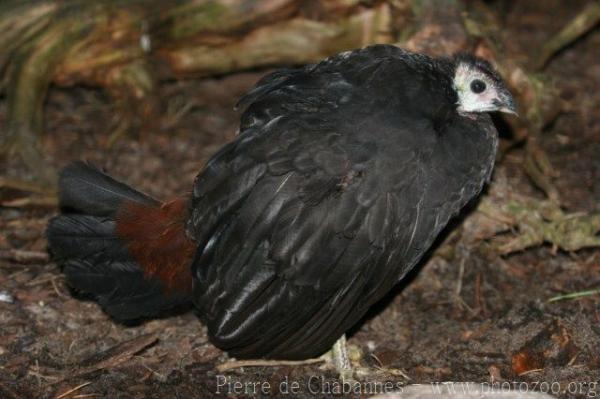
47, 44, 514, 361
188, 45, 502, 359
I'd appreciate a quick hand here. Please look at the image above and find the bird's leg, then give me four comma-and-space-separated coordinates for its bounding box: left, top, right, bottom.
331, 334, 350, 370
329, 334, 353, 379
322, 334, 354, 380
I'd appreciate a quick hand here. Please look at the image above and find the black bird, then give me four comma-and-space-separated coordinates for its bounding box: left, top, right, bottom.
47, 44, 516, 374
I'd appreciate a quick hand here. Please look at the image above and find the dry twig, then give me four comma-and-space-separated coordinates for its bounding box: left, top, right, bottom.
1, 196, 57, 209
0, 249, 49, 264
42, 334, 159, 384
55, 382, 92, 399
216, 358, 324, 372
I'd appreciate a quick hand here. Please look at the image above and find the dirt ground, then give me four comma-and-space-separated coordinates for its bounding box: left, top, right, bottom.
1, 2, 599, 398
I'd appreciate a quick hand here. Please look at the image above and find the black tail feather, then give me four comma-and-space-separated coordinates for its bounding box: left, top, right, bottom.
47, 162, 192, 321
57, 161, 159, 216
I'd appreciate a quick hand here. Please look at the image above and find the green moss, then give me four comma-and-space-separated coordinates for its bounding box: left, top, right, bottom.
168, 1, 229, 39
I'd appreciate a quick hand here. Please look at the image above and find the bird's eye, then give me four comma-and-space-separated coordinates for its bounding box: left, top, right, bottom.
470, 79, 486, 94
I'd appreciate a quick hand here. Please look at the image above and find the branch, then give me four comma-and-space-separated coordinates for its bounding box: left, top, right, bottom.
535, 1, 600, 70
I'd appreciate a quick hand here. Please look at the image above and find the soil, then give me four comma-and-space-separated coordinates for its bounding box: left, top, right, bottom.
0, 2, 599, 398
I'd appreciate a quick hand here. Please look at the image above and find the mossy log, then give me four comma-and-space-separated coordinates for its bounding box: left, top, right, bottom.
478, 195, 600, 254
0, 0, 394, 183
461, 172, 600, 255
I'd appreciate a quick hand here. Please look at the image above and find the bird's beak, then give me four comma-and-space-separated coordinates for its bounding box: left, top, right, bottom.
498, 92, 518, 116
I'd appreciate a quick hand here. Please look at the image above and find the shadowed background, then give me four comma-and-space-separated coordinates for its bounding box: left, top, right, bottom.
0, 0, 599, 397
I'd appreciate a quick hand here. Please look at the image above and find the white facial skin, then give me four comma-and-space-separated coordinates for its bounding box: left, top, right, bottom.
453, 63, 517, 115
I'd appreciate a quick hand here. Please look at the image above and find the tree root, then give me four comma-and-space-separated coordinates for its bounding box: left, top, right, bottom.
535, 1, 600, 70
475, 175, 600, 254
463, 1, 566, 205
523, 138, 561, 204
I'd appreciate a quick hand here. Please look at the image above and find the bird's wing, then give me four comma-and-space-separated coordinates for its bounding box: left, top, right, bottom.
188, 112, 437, 359
187, 44, 406, 246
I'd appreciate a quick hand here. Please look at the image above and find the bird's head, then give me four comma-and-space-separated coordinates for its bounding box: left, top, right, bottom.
452, 54, 517, 116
